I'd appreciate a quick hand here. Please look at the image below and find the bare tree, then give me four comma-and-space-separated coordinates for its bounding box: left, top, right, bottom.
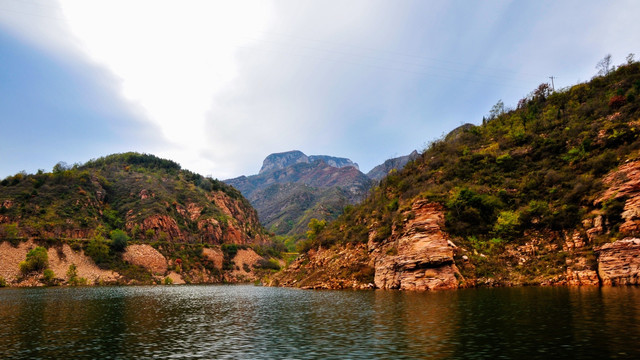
596, 54, 613, 76
626, 53, 636, 65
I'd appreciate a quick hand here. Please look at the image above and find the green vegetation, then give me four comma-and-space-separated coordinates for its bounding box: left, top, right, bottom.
66, 263, 87, 286
42, 269, 56, 286
109, 229, 129, 252
0, 276, 7, 287
309, 57, 640, 263
0, 152, 264, 244
19, 246, 49, 274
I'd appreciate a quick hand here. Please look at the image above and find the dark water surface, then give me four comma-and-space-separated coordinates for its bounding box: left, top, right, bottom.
0, 285, 639, 359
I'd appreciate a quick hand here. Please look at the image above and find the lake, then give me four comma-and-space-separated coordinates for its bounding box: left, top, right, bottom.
0, 285, 639, 359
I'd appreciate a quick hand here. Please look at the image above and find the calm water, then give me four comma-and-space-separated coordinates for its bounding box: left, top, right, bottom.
0, 285, 639, 359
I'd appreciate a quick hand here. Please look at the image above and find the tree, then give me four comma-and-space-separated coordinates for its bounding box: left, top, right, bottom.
109, 229, 130, 252
488, 100, 505, 120
626, 53, 635, 65
306, 218, 326, 241
52, 161, 69, 174
596, 54, 613, 76
19, 246, 49, 274
85, 235, 111, 265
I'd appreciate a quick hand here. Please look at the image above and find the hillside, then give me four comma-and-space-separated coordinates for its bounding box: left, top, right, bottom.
273, 60, 640, 289
0, 153, 281, 286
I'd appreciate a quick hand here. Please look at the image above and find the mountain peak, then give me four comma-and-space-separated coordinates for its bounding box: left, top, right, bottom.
258, 150, 358, 174
259, 150, 308, 174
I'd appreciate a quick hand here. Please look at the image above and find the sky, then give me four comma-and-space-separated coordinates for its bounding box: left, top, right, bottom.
1, 0, 639, 179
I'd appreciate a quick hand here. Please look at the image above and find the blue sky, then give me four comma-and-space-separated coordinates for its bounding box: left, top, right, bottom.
1, 0, 639, 179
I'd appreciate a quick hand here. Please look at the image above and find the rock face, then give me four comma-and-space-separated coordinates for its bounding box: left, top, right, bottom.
370, 201, 461, 290
122, 244, 168, 275
258, 151, 359, 175
366, 150, 419, 182
596, 160, 640, 236
596, 238, 640, 285
259, 151, 309, 174
308, 155, 358, 170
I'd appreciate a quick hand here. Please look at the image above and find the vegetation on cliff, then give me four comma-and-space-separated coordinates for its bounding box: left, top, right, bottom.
0, 152, 265, 243
297, 57, 640, 285
0, 153, 286, 286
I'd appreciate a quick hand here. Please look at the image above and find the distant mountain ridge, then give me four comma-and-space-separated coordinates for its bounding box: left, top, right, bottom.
259, 150, 358, 174
225, 150, 418, 238
366, 150, 419, 182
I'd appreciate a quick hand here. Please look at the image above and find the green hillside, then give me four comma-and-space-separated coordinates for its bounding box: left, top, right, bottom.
0, 152, 267, 244
302, 59, 640, 283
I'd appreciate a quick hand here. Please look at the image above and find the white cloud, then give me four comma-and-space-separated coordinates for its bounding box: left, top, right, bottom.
57, 0, 274, 174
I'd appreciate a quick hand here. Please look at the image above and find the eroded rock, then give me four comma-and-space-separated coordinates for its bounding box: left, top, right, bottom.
596, 238, 640, 285
369, 201, 461, 291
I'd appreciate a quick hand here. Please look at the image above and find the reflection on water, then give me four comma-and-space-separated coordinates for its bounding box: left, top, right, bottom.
0, 286, 639, 359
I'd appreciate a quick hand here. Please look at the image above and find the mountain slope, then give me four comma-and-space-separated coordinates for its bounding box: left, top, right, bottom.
226, 153, 372, 237
273, 60, 640, 289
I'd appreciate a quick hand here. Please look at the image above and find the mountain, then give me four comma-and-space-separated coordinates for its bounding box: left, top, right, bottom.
0, 153, 280, 286
272, 60, 640, 290
258, 150, 358, 174
226, 152, 372, 238
366, 150, 419, 182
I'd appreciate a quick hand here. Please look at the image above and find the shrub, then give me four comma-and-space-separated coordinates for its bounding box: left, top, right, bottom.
608, 95, 626, 108
493, 210, 521, 239
109, 229, 130, 252
85, 236, 112, 266
19, 246, 49, 274
66, 263, 87, 285
164, 276, 174, 285
42, 269, 56, 285
0, 276, 7, 287
254, 258, 281, 271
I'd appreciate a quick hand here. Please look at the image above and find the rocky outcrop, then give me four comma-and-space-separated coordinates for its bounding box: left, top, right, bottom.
258, 151, 359, 175
259, 150, 309, 174
565, 269, 599, 286
138, 215, 182, 240
308, 155, 358, 170
596, 160, 640, 236
369, 201, 461, 290
122, 244, 168, 275
596, 238, 640, 285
